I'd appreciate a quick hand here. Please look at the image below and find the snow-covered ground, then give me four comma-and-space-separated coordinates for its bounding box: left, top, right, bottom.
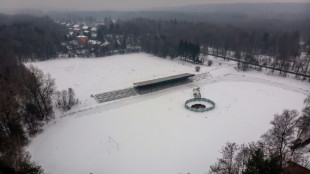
27, 53, 208, 107
26, 53, 310, 174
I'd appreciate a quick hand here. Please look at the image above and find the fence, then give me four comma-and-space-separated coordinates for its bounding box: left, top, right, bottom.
206, 53, 310, 78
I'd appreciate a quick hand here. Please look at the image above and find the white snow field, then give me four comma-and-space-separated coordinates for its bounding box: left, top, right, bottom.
27, 53, 310, 174
27, 53, 207, 107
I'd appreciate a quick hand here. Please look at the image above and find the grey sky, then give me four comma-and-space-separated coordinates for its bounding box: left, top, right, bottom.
0, 0, 308, 11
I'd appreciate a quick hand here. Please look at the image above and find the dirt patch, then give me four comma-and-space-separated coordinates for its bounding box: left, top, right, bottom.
191, 104, 206, 109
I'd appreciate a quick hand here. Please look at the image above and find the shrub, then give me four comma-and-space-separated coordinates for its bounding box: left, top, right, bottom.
208, 60, 213, 66
195, 66, 200, 72
56, 88, 79, 111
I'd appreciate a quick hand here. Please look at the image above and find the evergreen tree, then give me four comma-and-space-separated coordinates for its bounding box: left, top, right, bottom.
243, 149, 281, 174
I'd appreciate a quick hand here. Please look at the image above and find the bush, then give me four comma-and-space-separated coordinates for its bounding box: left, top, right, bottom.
195, 66, 200, 72
240, 62, 249, 71
0, 153, 43, 174
56, 88, 79, 111
19, 154, 43, 174
207, 60, 213, 66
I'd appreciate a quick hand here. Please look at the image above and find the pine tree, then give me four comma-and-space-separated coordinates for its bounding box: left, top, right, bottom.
243, 149, 281, 174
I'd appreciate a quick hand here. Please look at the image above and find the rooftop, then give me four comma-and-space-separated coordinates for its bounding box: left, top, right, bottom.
133, 73, 195, 87
77, 35, 87, 38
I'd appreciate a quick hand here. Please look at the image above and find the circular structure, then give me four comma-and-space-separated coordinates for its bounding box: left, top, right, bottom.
185, 98, 216, 112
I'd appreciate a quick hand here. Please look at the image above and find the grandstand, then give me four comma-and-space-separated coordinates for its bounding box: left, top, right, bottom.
94, 73, 195, 103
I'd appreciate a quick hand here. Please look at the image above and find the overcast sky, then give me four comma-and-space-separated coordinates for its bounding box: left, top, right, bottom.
0, 0, 308, 11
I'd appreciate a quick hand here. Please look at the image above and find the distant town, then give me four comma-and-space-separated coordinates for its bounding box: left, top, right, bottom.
59, 18, 141, 58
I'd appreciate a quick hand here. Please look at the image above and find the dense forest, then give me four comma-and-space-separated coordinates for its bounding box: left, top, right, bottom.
96, 18, 310, 76
1, 10, 308, 75
0, 15, 66, 173
0, 14, 66, 61
49, 3, 310, 76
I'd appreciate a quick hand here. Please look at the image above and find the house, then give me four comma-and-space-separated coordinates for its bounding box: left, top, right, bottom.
73, 28, 80, 32
95, 23, 105, 26
77, 35, 88, 44
91, 33, 97, 39
284, 161, 310, 174
82, 26, 89, 30
101, 41, 110, 47
88, 40, 101, 45
83, 30, 90, 37
91, 27, 97, 32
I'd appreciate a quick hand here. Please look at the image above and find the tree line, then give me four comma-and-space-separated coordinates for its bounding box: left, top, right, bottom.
96, 18, 310, 76
3, 14, 306, 76
209, 95, 310, 174
0, 14, 67, 62
0, 47, 49, 173
0, 15, 68, 173
178, 40, 201, 63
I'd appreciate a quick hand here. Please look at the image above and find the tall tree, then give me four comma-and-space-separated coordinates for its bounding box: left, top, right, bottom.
210, 142, 239, 174
293, 95, 310, 151
23, 66, 55, 122
261, 110, 298, 169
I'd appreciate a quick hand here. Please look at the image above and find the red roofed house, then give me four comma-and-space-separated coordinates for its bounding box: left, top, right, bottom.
284, 161, 310, 174
77, 35, 88, 44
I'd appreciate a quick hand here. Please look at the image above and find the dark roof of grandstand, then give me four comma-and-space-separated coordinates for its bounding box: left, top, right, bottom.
133, 73, 195, 87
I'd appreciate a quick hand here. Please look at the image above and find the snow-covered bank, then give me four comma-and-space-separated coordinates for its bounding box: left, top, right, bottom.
26, 53, 310, 174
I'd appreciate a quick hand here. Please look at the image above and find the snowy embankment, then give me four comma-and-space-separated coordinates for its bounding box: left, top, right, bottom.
26, 53, 310, 174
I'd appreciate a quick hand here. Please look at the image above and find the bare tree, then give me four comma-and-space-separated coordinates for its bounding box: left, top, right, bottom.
211, 97, 310, 174
56, 88, 79, 111
23, 65, 55, 122
261, 110, 298, 169
195, 66, 201, 72
209, 142, 239, 174
234, 143, 256, 173
305, 49, 310, 76
293, 95, 310, 151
